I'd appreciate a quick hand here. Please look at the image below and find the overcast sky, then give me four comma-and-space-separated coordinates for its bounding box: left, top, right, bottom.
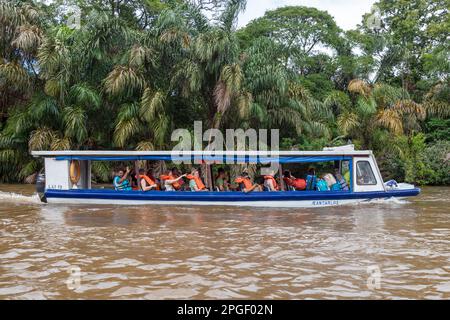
237, 0, 377, 30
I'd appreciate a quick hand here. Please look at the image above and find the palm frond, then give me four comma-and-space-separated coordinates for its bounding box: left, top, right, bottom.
114, 103, 142, 148
337, 111, 360, 135
348, 79, 371, 97
70, 83, 101, 109
28, 127, 58, 151
62, 106, 87, 143
135, 141, 155, 151
376, 109, 403, 135
51, 137, 71, 150
140, 88, 166, 123
104, 66, 145, 97
12, 24, 42, 54
0, 61, 30, 90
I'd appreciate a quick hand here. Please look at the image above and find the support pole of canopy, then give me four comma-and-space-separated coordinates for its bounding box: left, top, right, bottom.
135, 160, 141, 191
278, 162, 285, 191
205, 163, 213, 191
209, 163, 214, 191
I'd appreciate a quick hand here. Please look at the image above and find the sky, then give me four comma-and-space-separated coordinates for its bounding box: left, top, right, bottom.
237, 0, 377, 30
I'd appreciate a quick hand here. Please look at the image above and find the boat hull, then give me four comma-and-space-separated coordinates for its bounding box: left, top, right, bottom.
44, 188, 420, 208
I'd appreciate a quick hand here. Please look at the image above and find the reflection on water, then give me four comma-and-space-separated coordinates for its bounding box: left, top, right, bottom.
0, 185, 449, 299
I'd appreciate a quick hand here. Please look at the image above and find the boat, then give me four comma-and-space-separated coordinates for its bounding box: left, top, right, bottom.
31, 146, 420, 207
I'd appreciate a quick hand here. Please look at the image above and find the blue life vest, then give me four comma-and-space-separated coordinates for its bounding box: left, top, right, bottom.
306, 175, 317, 190
316, 179, 329, 191
334, 173, 349, 191
114, 176, 132, 191
331, 182, 341, 191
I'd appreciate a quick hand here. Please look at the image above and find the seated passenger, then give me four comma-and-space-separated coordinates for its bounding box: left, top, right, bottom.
113, 167, 132, 191
187, 169, 208, 192
170, 167, 185, 191
215, 168, 229, 191
323, 173, 337, 189
160, 170, 186, 191
138, 169, 158, 191
146, 170, 161, 190
283, 170, 306, 191
130, 170, 139, 190
235, 169, 262, 193
263, 171, 279, 191
305, 168, 317, 190
316, 177, 329, 191
333, 168, 349, 191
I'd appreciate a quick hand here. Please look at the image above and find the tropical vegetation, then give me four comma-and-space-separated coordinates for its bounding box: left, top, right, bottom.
0, 0, 448, 185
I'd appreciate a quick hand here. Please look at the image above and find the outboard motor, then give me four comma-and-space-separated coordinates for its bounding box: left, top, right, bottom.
36, 172, 47, 203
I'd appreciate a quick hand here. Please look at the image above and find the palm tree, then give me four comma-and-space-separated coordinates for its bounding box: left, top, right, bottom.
333, 79, 427, 148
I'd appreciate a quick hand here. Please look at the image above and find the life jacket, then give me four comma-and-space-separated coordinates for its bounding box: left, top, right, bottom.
283, 177, 306, 190
263, 175, 279, 190
113, 176, 131, 191
331, 183, 341, 191
170, 174, 183, 190
306, 175, 317, 190
316, 179, 329, 191
334, 173, 349, 191
139, 174, 156, 187
186, 174, 206, 190
160, 174, 181, 189
148, 174, 161, 190
234, 177, 252, 190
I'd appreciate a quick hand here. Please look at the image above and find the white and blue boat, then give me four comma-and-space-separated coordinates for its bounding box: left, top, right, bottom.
31, 146, 420, 207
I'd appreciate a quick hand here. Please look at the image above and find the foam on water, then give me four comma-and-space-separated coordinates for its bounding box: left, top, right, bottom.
366, 197, 410, 205
0, 191, 42, 204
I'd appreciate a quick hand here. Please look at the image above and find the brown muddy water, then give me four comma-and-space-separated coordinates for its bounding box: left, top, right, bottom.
0, 184, 449, 299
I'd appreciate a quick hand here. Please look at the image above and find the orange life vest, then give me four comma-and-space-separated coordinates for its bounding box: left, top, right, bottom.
264, 175, 279, 190
283, 177, 306, 190
186, 174, 206, 190
139, 174, 156, 187
170, 174, 183, 190
160, 174, 180, 188
235, 177, 253, 190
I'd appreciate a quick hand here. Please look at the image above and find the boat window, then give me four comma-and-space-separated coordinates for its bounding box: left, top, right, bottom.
356, 161, 377, 185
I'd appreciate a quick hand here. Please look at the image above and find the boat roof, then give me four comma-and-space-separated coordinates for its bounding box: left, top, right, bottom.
32, 149, 371, 157
31, 149, 371, 164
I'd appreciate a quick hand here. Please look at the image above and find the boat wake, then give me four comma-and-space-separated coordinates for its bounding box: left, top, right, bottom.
0, 191, 42, 204
365, 197, 410, 205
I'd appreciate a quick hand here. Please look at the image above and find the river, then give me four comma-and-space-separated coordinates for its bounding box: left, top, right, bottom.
0, 184, 449, 299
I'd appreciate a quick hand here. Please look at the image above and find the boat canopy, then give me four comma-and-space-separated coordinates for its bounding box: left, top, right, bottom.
31, 150, 371, 164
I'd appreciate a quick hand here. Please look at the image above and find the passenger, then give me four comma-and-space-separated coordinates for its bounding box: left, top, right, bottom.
138, 169, 158, 191
263, 171, 279, 191
283, 170, 306, 191
113, 167, 132, 191
306, 168, 317, 190
187, 169, 208, 192
235, 169, 262, 193
160, 170, 186, 191
334, 168, 349, 191
170, 167, 185, 191
323, 173, 337, 188
215, 168, 229, 191
344, 170, 350, 185
316, 176, 329, 191
147, 170, 161, 190
130, 170, 139, 190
